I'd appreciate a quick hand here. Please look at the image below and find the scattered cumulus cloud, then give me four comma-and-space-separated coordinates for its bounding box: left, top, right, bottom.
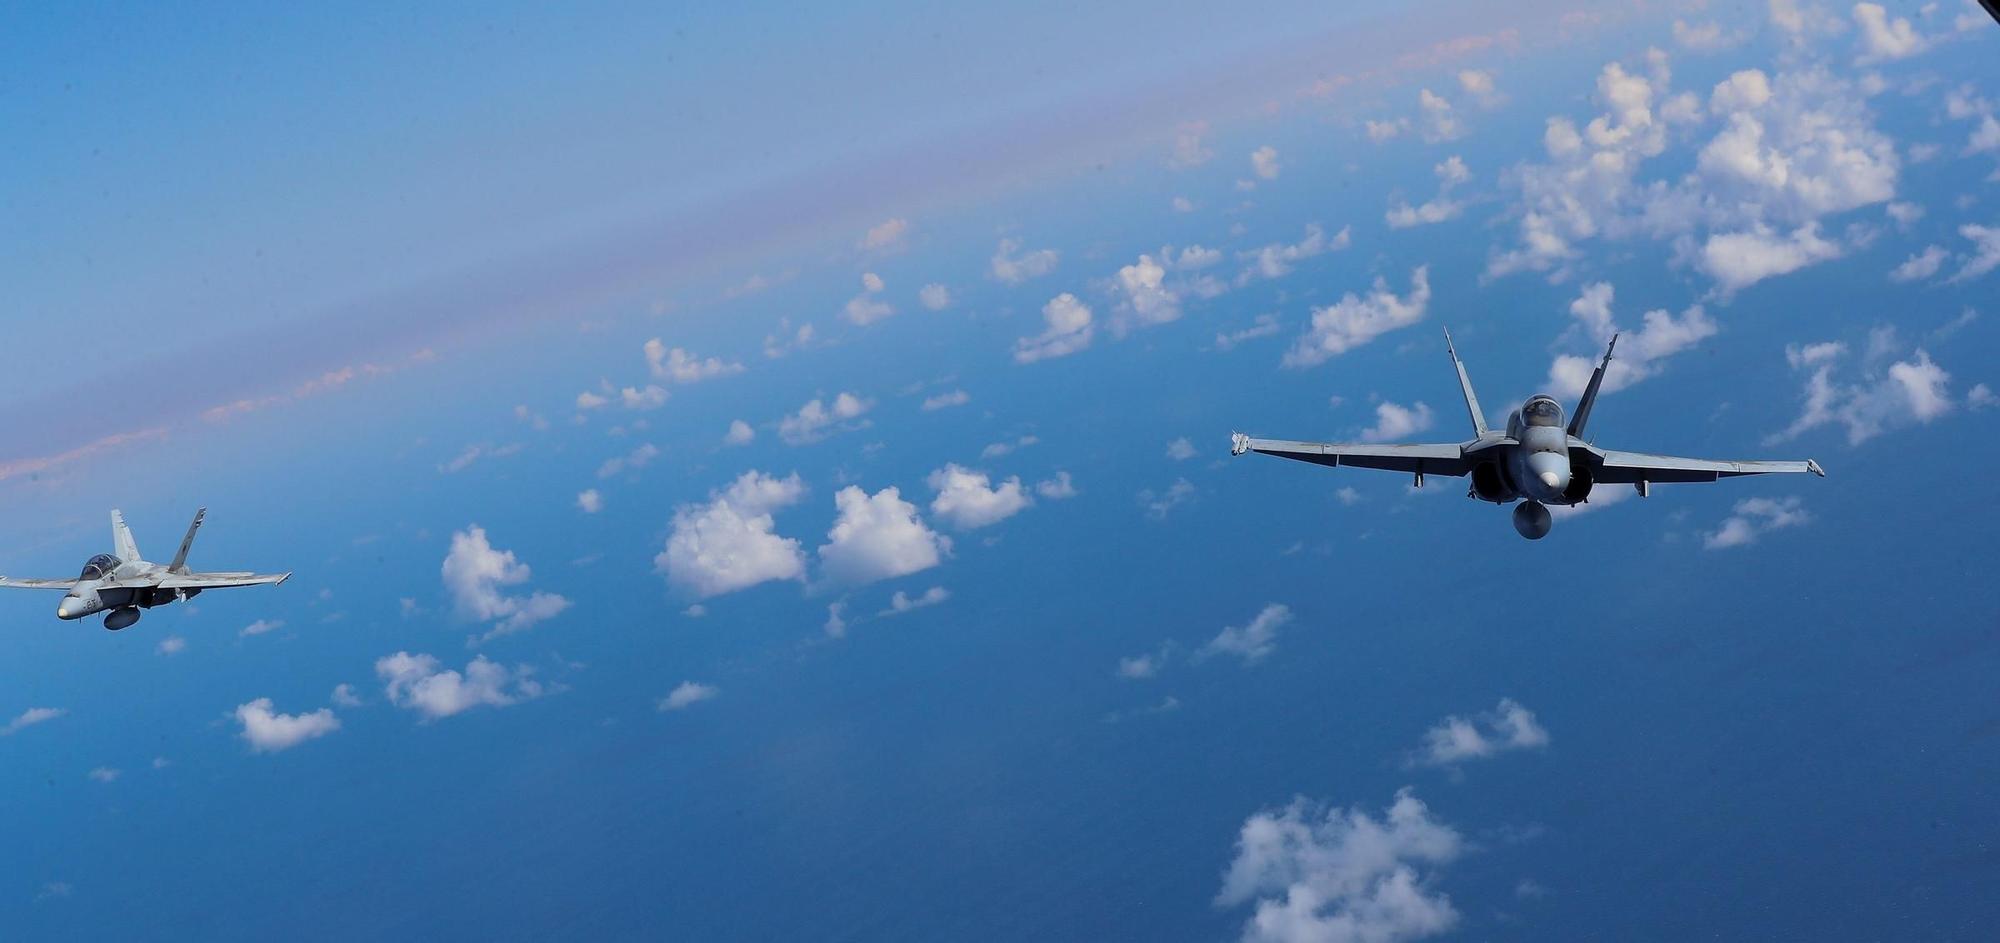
657, 471, 808, 598
818, 486, 951, 585
1239, 224, 1350, 283
597, 442, 661, 479
1704, 496, 1812, 549
1413, 698, 1550, 767
1360, 402, 1434, 442
645, 340, 744, 384
1251, 145, 1281, 180
377, 652, 544, 720
724, 419, 756, 446
1201, 603, 1292, 664
990, 238, 1060, 284
779, 393, 873, 444
918, 283, 952, 311
844, 272, 894, 325
235, 698, 340, 753
659, 681, 719, 711
859, 217, 909, 251
1770, 338, 1958, 445
1035, 471, 1079, 499
1284, 267, 1431, 368
921, 389, 970, 411
1852, 2, 1928, 63
2, 707, 65, 736
1014, 294, 1095, 363
1891, 245, 1949, 282
156, 635, 186, 655
1386, 157, 1470, 229
1215, 789, 1464, 943
1545, 282, 1717, 399
1457, 69, 1503, 106
1216, 315, 1282, 351
576, 489, 603, 514
441, 525, 571, 641
880, 586, 950, 616
1166, 437, 1198, 461
1140, 478, 1196, 520
927, 464, 1033, 530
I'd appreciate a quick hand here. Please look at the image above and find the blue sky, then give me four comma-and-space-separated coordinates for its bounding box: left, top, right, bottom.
3, 2, 1999, 940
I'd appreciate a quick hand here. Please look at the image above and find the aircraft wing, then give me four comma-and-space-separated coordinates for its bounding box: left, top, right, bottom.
156, 571, 292, 590
0, 577, 80, 590
1232, 434, 1473, 476
1586, 448, 1825, 484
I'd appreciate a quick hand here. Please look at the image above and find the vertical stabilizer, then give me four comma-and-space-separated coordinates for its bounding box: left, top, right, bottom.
1443, 329, 1489, 437
111, 510, 141, 563
1568, 333, 1618, 439
170, 508, 206, 574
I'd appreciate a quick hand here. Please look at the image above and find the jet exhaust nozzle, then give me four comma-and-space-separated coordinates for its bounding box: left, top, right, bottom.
1513, 501, 1552, 540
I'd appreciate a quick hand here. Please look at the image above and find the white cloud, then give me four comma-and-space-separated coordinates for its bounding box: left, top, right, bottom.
1413, 698, 1550, 767
762, 318, 816, 359
921, 389, 970, 411
1360, 402, 1434, 443
824, 601, 849, 638
240, 618, 285, 637
1216, 315, 1282, 351
779, 392, 872, 444
982, 434, 1039, 459
1490, 55, 1895, 289
656, 470, 808, 598
818, 486, 951, 585
1545, 282, 1718, 399
1418, 88, 1463, 142
1170, 121, 1214, 168
1700, 223, 1843, 295
1673, 19, 1747, 51
881, 586, 951, 616
1014, 293, 1095, 363
1771, 342, 1957, 444
1166, 437, 1198, 461
645, 340, 744, 384
1172, 195, 1197, 213
1284, 267, 1431, 368
1890, 245, 1949, 282
576, 489, 603, 514
1251, 145, 1281, 180
441, 526, 571, 641
1704, 496, 1812, 548
918, 283, 952, 311
156, 635, 186, 655
1969, 115, 2000, 156
1386, 157, 1470, 230
575, 390, 609, 410
1364, 117, 1409, 142
597, 442, 661, 479
658, 681, 718, 711
88, 766, 121, 783
1853, 2, 1928, 62
859, 217, 909, 251
927, 464, 1032, 530
618, 384, 668, 410
1457, 69, 1503, 106
724, 419, 756, 446
1967, 383, 1997, 409
1215, 789, 1463, 943
1240, 224, 1348, 282
331, 684, 363, 707
990, 238, 1060, 284
1201, 603, 1292, 664
1117, 643, 1174, 680
1035, 471, 1079, 499
376, 651, 544, 720
1116, 253, 1181, 327
1, 707, 65, 736
844, 272, 894, 325
1950, 224, 2000, 282
1140, 478, 1196, 520
234, 698, 340, 753
1885, 201, 1923, 229
1335, 486, 1363, 506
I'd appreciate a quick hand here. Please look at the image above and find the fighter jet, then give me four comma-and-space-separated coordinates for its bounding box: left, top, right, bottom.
0, 508, 290, 628
1231, 330, 1825, 539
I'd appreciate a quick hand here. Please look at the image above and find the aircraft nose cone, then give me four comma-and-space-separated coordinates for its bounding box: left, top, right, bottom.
57, 598, 77, 619
1539, 471, 1561, 489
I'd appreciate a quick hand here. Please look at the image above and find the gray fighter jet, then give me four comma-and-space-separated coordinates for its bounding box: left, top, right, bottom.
0, 509, 290, 628
1232, 331, 1825, 539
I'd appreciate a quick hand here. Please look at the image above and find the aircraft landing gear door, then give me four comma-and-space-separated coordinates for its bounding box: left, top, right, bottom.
1635, 479, 1650, 498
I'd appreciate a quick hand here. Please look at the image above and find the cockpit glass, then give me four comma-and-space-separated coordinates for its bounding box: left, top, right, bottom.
1524, 398, 1564, 427
78, 554, 119, 580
